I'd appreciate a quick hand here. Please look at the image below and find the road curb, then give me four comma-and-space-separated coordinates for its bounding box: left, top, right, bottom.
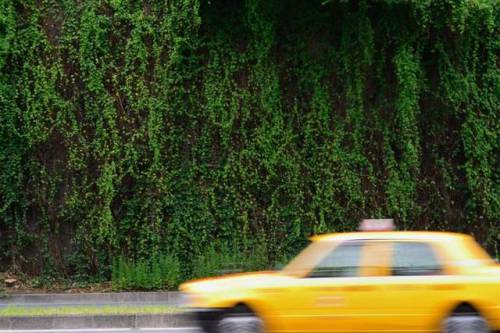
0, 313, 190, 330
0, 292, 181, 306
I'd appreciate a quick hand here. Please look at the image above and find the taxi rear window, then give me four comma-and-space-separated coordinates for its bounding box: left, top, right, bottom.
391, 242, 442, 276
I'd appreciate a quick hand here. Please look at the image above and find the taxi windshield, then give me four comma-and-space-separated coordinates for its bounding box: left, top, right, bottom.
281, 240, 336, 277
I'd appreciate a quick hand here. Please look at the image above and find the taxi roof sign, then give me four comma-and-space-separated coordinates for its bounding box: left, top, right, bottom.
359, 218, 395, 231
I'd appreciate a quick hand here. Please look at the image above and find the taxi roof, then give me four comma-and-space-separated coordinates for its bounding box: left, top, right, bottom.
311, 231, 471, 243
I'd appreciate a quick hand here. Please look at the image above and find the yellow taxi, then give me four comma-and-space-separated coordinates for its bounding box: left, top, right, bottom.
180, 220, 500, 333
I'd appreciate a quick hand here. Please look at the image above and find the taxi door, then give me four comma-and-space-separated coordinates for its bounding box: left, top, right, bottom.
280, 240, 391, 332
372, 240, 455, 331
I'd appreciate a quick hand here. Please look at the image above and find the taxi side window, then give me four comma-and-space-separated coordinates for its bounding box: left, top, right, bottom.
308, 242, 363, 278
391, 242, 442, 276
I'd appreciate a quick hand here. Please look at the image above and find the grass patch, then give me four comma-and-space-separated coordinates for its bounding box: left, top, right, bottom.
112, 254, 181, 291
0, 305, 179, 317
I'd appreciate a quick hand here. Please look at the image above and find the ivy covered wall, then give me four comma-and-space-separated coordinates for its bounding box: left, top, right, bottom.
0, 0, 498, 278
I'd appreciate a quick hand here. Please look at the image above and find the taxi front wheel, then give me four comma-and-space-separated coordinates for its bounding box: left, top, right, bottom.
442, 314, 490, 333
216, 306, 263, 333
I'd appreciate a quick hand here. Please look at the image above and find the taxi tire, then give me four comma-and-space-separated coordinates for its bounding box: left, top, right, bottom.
216, 306, 263, 333
442, 314, 490, 333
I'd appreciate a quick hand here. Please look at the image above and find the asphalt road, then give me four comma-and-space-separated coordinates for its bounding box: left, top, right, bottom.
0, 329, 201, 333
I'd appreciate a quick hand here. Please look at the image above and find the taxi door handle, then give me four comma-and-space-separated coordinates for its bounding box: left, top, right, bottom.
315, 295, 345, 307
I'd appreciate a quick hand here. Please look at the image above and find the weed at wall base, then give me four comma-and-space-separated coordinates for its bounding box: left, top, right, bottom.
111, 254, 181, 291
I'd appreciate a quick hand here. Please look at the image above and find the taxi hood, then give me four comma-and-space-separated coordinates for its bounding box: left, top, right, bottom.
180, 271, 292, 293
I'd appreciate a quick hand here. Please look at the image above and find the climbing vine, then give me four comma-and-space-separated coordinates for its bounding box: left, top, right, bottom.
0, 0, 498, 278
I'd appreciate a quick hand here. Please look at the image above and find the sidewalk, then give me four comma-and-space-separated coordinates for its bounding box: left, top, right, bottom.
0, 292, 187, 330
0, 313, 189, 330
0, 292, 182, 307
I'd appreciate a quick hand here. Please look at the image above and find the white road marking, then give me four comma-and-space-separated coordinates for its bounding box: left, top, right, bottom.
0, 328, 198, 333
0, 330, 132, 333
140, 329, 198, 331
0, 330, 131, 333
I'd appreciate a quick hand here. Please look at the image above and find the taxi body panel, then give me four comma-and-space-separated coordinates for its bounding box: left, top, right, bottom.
180, 231, 500, 332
